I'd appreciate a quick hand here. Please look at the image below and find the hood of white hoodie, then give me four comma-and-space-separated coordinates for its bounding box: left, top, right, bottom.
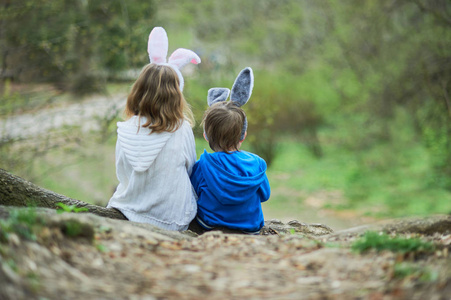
117, 116, 172, 172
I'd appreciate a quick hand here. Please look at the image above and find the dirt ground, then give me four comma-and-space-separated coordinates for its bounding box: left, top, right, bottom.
1, 209, 450, 300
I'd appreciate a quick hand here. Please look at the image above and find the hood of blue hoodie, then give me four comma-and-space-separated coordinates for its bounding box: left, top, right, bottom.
200, 150, 267, 205
117, 116, 172, 172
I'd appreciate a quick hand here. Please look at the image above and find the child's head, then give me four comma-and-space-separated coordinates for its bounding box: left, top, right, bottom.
204, 67, 254, 152
125, 64, 194, 132
203, 101, 247, 153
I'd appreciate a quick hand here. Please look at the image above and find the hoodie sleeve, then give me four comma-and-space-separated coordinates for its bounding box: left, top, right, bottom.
257, 158, 270, 202
112, 137, 131, 196
190, 161, 203, 197
183, 121, 197, 176
258, 174, 271, 203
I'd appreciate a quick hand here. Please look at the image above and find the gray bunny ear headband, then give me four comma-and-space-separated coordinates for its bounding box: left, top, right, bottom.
147, 27, 201, 91
206, 67, 254, 140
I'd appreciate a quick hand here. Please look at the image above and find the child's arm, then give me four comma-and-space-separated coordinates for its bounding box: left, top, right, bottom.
184, 124, 197, 176
258, 175, 271, 203
190, 162, 202, 196
185, 141, 196, 176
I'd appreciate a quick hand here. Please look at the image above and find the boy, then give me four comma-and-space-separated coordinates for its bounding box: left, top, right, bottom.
190, 79, 271, 234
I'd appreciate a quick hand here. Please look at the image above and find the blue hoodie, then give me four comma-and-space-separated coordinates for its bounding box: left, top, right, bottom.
190, 150, 271, 232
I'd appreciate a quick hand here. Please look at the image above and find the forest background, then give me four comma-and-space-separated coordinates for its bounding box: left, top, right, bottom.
0, 0, 450, 229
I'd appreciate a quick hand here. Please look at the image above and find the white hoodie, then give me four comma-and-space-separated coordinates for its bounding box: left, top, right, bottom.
107, 116, 197, 231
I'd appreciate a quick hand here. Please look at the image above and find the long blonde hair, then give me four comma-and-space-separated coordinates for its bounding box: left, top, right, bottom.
125, 64, 194, 132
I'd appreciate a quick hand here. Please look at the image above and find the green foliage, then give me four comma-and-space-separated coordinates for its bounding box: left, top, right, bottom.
0, 81, 24, 116
394, 263, 439, 282
84, 0, 157, 72
56, 203, 89, 214
59, 219, 94, 241
352, 231, 435, 254
0, 208, 43, 242
0, 81, 61, 116
5, 258, 18, 273
33, 136, 118, 205
0, 0, 156, 93
60, 219, 82, 237
181, 0, 451, 188
0, 208, 92, 243
96, 243, 108, 253
320, 0, 451, 190
417, 102, 451, 190
261, 136, 451, 219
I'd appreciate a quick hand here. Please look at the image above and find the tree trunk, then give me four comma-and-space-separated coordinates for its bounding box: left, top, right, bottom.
0, 168, 126, 220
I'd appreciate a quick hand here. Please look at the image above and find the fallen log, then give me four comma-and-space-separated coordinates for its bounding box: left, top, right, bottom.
0, 168, 334, 236
0, 168, 126, 220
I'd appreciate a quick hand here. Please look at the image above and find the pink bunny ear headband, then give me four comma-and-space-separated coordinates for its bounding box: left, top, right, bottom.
147, 27, 201, 91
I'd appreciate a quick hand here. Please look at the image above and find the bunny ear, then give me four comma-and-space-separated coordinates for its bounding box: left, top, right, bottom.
230, 67, 254, 107
207, 88, 230, 106
168, 48, 201, 70
147, 27, 168, 64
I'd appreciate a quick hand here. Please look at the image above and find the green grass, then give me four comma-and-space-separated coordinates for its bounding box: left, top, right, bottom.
31, 136, 118, 206
352, 231, 435, 254
393, 263, 439, 282
268, 139, 351, 192
263, 128, 451, 218
0, 207, 44, 242
56, 203, 89, 214
59, 219, 94, 240
10, 131, 451, 221
195, 137, 210, 158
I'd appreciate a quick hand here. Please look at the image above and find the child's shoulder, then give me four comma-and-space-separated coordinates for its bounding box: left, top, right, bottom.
117, 116, 143, 132
181, 119, 193, 128
117, 115, 137, 126
238, 150, 263, 160
177, 119, 194, 134
117, 115, 147, 128
207, 150, 267, 167
238, 150, 268, 168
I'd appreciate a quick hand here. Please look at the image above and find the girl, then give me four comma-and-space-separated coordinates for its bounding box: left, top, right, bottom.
107, 63, 197, 231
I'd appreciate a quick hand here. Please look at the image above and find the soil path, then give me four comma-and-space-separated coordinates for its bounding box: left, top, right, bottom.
0, 94, 126, 141
1, 208, 449, 300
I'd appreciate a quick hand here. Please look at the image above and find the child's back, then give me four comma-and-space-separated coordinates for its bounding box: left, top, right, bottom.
109, 115, 196, 231
190, 67, 270, 233
191, 149, 270, 232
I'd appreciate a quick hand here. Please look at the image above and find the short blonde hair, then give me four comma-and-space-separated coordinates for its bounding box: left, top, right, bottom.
125, 64, 194, 133
203, 101, 246, 153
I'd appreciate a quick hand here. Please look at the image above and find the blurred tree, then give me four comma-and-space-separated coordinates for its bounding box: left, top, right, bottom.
85, 0, 156, 74
0, 0, 78, 83
316, 0, 451, 189
177, 0, 450, 184
0, 0, 155, 94
1, 0, 450, 186
177, 0, 327, 163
